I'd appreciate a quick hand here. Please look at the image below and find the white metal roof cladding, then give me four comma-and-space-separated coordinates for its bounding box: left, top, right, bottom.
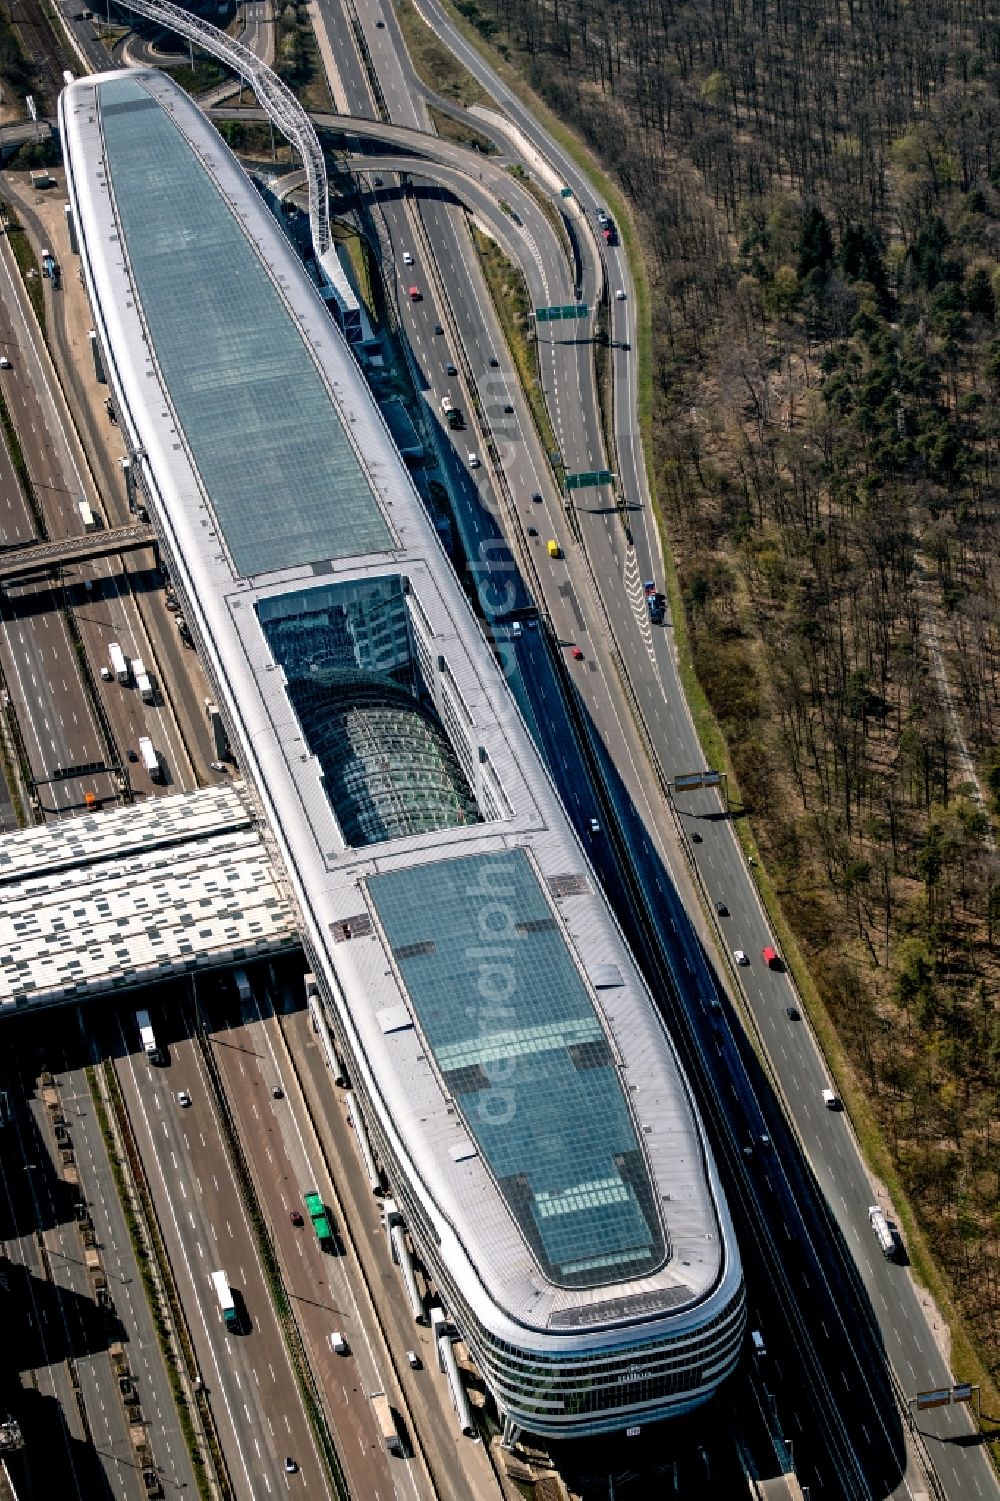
0, 785, 296, 1010
60, 69, 741, 1350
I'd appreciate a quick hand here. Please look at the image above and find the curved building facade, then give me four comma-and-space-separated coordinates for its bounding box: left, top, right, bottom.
60, 68, 744, 1438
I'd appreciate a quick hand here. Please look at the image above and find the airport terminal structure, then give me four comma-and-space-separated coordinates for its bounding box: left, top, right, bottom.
60, 69, 745, 1438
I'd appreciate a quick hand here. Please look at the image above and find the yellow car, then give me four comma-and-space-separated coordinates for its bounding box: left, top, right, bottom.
546, 539, 561, 558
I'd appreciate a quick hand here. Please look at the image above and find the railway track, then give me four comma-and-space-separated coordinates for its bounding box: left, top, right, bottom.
11, 0, 74, 114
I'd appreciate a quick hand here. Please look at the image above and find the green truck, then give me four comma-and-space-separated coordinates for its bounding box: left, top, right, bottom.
304, 1191, 333, 1246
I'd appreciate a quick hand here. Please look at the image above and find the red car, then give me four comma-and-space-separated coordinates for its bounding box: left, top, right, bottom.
572, 647, 584, 661
762, 946, 783, 970
408, 285, 422, 301
290, 1210, 304, 1226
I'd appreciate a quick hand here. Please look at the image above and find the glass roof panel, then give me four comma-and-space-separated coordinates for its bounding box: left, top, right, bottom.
258, 579, 479, 844
97, 76, 393, 577
368, 851, 666, 1288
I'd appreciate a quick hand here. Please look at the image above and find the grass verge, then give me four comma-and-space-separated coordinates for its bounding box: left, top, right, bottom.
216, 119, 292, 163
397, 0, 489, 107
3, 202, 46, 340
332, 223, 375, 317
89, 1063, 226, 1501
469, 222, 559, 469
428, 102, 496, 153
168, 59, 230, 97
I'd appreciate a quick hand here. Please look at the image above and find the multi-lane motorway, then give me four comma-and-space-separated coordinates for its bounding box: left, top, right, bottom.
0, 1015, 200, 1500
0, 0, 996, 1495
289, 4, 999, 1497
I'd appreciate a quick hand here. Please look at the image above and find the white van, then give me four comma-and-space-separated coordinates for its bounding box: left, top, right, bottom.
750, 1329, 766, 1357
329, 1331, 348, 1355
821, 1088, 839, 1109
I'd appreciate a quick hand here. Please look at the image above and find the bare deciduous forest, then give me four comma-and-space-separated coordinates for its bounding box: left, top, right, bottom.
455, 0, 1000, 1380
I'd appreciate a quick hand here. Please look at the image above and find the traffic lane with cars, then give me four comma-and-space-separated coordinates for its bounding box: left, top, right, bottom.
369, 17, 984, 1482
0, 413, 37, 548
14, 1060, 166, 1501
0, 578, 110, 816
592, 749, 931, 1498
7, 174, 207, 789
203, 981, 419, 1501
0, 1049, 123, 1501
114, 1005, 322, 1501
279, 985, 504, 1501
374, 14, 992, 1489
659, 788, 993, 1485
58, 1048, 201, 1498
0, 226, 93, 543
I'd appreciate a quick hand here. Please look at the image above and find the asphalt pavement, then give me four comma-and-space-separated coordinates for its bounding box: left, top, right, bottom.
113, 995, 326, 1500
306, 4, 1000, 1497
0, 1017, 198, 1500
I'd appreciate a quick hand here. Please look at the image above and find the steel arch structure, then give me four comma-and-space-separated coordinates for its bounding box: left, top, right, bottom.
114, 0, 364, 342
120, 0, 331, 254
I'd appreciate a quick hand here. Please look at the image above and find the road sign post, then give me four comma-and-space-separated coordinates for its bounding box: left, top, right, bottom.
535, 303, 589, 323
565, 469, 613, 491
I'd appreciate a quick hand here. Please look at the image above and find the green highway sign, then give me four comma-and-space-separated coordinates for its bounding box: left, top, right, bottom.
565, 469, 613, 491
535, 303, 589, 322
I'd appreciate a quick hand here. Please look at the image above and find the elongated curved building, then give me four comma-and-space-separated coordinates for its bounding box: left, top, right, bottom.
60, 68, 744, 1439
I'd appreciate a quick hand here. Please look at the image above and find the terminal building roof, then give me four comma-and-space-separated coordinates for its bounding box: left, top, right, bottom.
60, 69, 739, 1346
97, 74, 391, 575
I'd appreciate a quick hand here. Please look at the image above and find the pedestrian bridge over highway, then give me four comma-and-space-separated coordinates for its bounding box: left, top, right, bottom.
0, 784, 298, 1014
0, 522, 157, 583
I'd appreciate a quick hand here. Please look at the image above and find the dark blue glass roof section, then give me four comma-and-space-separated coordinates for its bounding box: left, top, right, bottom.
368, 851, 666, 1288
97, 75, 393, 577
258, 579, 480, 844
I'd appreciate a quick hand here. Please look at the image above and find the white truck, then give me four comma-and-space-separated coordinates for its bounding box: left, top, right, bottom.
868, 1205, 895, 1259
133, 659, 154, 703
108, 642, 130, 684
135, 1009, 160, 1063
138, 736, 161, 781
